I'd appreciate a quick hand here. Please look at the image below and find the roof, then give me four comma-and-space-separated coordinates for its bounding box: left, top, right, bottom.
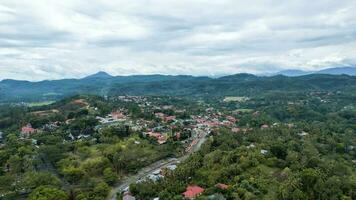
261, 124, 269, 129
111, 111, 125, 119
21, 126, 36, 134
183, 185, 204, 199
123, 194, 136, 200
215, 183, 229, 190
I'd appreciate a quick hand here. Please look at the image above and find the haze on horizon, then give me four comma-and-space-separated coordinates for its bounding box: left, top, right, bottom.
1, 0, 356, 81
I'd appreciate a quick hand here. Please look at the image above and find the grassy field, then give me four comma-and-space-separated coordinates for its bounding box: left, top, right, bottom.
223, 96, 250, 102
27, 101, 55, 107
234, 108, 254, 113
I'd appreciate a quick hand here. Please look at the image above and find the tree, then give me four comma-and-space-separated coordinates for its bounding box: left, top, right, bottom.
91, 181, 110, 200
22, 172, 61, 190
103, 167, 118, 185
28, 186, 68, 200
270, 143, 287, 160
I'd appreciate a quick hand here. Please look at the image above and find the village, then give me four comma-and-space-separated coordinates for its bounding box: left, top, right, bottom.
13, 96, 248, 200
11, 95, 308, 200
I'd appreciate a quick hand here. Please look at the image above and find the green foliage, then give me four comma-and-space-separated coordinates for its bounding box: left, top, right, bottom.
28, 186, 68, 200
103, 167, 118, 185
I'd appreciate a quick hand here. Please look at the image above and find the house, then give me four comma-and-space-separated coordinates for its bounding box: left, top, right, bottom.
231, 127, 240, 133
164, 116, 176, 122
261, 124, 269, 129
157, 136, 167, 144
155, 112, 165, 119
21, 124, 37, 138
122, 194, 136, 200
226, 116, 237, 123
261, 149, 268, 154
144, 132, 167, 144
207, 194, 226, 200
215, 183, 229, 190
183, 185, 205, 199
298, 131, 309, 136
111, 111, 125, 120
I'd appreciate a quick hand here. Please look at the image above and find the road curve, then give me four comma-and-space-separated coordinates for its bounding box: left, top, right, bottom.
108, 131, 209, 200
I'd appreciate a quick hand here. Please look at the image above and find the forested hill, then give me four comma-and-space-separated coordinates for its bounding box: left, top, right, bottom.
1, 73, 356, 102
108, 74, 356, 97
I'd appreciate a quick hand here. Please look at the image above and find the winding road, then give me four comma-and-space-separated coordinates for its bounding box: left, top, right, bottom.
108, 131, 209, 200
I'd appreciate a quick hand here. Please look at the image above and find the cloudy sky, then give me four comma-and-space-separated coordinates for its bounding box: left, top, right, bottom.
1, 0, 356, 81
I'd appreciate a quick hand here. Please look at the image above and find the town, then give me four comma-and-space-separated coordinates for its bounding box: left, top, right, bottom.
0, 90, 355, 200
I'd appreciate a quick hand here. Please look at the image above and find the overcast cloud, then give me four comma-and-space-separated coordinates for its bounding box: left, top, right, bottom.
0, 0, 356, 80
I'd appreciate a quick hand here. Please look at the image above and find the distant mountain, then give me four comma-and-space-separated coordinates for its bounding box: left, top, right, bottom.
316, 67, 356, 76
274, 69, 311, 77
1, 71, 356, 102
274, 67, 356, 77
83, 71, 113, 79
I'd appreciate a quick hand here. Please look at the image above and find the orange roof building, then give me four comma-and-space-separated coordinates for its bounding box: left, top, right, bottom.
183, 185, 204, 199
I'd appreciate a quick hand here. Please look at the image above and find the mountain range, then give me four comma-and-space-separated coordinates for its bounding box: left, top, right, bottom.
271, 66, 356, 77
0, 67, 356, 102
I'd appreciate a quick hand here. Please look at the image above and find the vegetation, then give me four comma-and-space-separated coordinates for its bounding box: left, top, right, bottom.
0, 74, 355, 200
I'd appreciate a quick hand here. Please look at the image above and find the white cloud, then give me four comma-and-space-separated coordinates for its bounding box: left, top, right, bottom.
0, 0, 356, 80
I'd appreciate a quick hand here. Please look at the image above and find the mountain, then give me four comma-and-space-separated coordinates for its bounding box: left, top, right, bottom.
1, 71, 356, 103
274, 69, 311, 77
0, 73, 204, 102
316, 67, 356, 76
83, 71, 113, 79
109, 74, 356, 98
274, 66, 356, 77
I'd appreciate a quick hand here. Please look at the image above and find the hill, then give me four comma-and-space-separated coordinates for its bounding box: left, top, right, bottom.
1, 72, 356, 102
274, 66, 356, 76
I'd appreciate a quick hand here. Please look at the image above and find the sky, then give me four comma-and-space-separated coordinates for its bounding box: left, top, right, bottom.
0, 0, 356, 81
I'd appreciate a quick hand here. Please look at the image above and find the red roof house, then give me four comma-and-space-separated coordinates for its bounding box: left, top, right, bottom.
145, 132, 167, 144
21, 124, 37, 137
183, 185, 204, 199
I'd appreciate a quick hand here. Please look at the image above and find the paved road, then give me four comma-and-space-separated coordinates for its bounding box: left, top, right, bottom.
108, 131, 209, 200
107, 158, 181, 200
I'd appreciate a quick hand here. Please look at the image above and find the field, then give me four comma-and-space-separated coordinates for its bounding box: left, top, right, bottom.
223, 96, 250, 102
27, 101, 55, 107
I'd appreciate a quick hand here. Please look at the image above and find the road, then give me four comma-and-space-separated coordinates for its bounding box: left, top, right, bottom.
107, 131, 209, 200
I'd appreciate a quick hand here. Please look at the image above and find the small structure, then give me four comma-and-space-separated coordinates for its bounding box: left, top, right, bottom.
231, 127, 240, 133
261, 124, 269, 129
111, 111, 125, 120
298, 131, 309, 136
164, 116, 176, 122
261, 149, 268, 155
226, 116, 237, 123
21, 124, 37, 138
122, 194, 136, 200
215, 183, 229, 190
183, 185, 204, 199
155, 112, 165, 119
144, 132, 167, 144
